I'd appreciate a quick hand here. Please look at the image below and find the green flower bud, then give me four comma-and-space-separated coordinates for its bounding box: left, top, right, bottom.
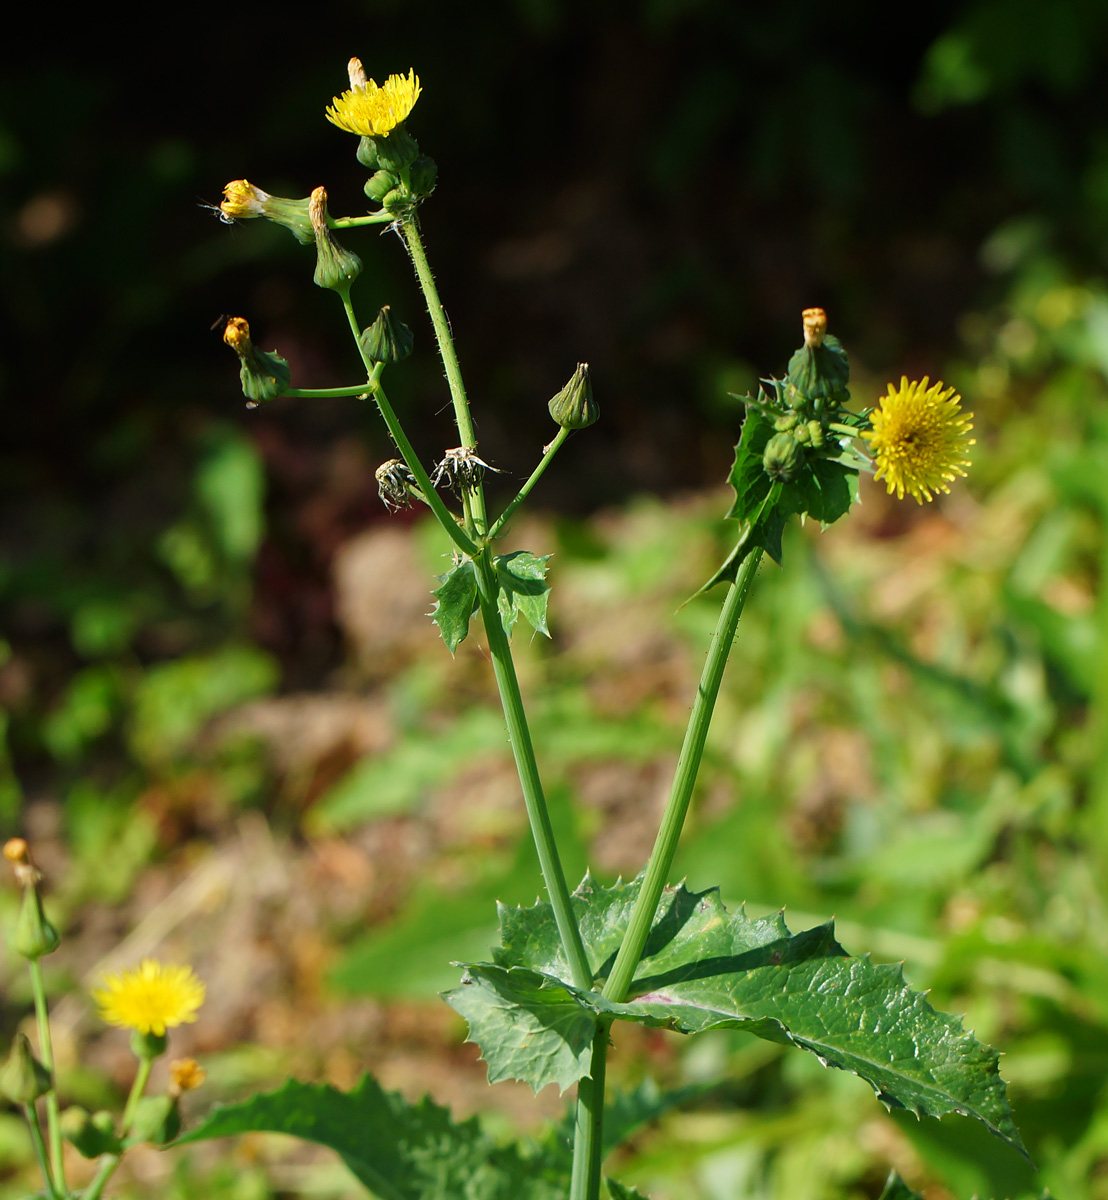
785, 308, 850, 410
364, 170, 398, 203
310, 187, 362, 292
219, 181, 315, 245
774, 412, 799, 432
409, 155, 438, 198
125, 1095, 180, 1147
381, 187, 409, 212
548, 363, 598, 430
61, 1107, 123, 1158
806, 418, 825, 448
0, 1034, 51, 1104
373, 127, 420, 173
763, 432, 804, 482
223, 318, 291, 405
356, 136, 380, 170
359, 306, 414, 365
14, 885, 60, 960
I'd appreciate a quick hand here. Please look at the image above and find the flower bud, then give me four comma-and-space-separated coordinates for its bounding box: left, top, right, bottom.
0, 1034, 51, 1104
223, 317, 291, 405
364, 169, 398, 203
310, 187, 363, 292
359, 306, 414, 364
357, 137, 380, 170
126, 1094, 180, 1147
219, 180, 315, 245
409, 156, 438, 198
61, 1107, 123, 1158
548, 363, 598, 430
763, 432, 804, 482
130, 1029, 169, 1061
785, 307, 849, 410
14, 885, 60, 960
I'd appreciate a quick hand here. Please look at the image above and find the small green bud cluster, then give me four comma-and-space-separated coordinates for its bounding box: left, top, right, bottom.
61, 1106, 123, 1158
754, 308, 852, 482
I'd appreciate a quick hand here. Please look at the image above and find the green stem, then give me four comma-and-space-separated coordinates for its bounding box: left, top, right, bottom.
487, 427, 570, 541
284, 384, 379, 398
569, 1022, 610, 1200
331, 212, 395, 228
22, 1102, 60, 1200
28, 960, 65, 1195
81, 1153, 121, 1200
400, 217, 488, 535
338, 292, 478, 558
474, 554, 592, 991
603, 550, 762, 1003
121, 1056, 153, 1134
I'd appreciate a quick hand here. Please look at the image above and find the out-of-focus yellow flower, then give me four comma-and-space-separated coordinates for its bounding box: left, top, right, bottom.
169, 1058, 206, 1095
326, 69, 421, 137
92, 960, 205, 1037
863, 377, 975, 503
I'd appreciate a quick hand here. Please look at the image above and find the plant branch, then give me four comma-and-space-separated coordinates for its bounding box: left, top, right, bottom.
602, 550, 762, 1002
29, 960, 65, 1195
487, 427, 570, 541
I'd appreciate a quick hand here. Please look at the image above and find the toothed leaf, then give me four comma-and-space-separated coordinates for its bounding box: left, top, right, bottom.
495, 551, 552, 638
431, 560, 479, 654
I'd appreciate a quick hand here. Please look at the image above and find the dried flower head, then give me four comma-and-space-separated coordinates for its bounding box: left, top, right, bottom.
169, 1058, 207, 1095
432, 446, 501, 494
326, 69, 421, 137
93, 960, 205, 1037
376, 459, 418, 512
863, 377, 975, 503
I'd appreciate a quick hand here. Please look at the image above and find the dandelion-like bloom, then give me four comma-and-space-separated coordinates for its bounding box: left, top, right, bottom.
326, 69, 421, 137
92, 959, 205, 1037
863, 376, 975, 503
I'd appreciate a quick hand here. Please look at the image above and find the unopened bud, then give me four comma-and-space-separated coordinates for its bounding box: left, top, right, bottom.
409, 156, 438, 198
763, 432, 804, 482
360, 305, 414, 364
347, 57, 367, 91
0, 1034, 51, 1104
785, 307, 850, 410
364, 169, 398, 203
14, 885, 60, 960
223, 317, 291, 405
548, 363, 598, 430
126, 1094, 180, 1147
310, 187, 363, 292
61, 1107, 122, 1158
219, 180, 315, 245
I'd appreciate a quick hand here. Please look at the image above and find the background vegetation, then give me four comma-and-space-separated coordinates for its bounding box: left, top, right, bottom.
3, 2, 1108, 1196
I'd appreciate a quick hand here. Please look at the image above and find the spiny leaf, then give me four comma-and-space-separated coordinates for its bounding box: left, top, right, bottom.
495, 551, 552, 638
447, 876, 1027, 1158
877, 1171, 926, 1200
430, 560, 478, 654
176, 1074, 566, 1200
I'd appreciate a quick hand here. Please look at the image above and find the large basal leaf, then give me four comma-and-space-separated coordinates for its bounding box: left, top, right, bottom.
495, 551, 552, 638
445, 876, 1026, 1158
430, 560, 479, 654
175, 1074, 565, 1200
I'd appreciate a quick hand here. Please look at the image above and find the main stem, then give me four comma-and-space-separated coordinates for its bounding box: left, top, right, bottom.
603, 550, 762, 1003
29, 960, 65, 1194
474, 556, 592, 991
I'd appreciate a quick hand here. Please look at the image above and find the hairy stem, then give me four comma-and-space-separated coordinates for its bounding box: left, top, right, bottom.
603, 551, 762, 1002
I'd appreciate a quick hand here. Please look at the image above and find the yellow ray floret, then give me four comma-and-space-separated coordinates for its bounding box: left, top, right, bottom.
92, 959, 205, 1037
863, 376, 975, 504
326, 69, 421, 137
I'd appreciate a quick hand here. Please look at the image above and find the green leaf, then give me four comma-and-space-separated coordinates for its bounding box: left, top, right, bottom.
495, 551, 552, 638
606, 1180, 652, 1200
431, 560, 479, 654
446, 877, 1026, 1157
876, 1170, 925, 1200
176, 1074, 566, 1200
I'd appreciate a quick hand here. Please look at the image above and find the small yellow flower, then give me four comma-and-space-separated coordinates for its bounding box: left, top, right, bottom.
220, 179, 269, 220
169, 1058, 207, 1095
863, 376, 975, 503
92, 959, 205, 1037
326, 69, 421, 137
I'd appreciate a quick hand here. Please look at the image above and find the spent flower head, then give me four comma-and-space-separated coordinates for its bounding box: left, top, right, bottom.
169, 1058, 207, 1096
863, 376, 975, 503
327, 69, 421, 138
93, 959, 205, 1037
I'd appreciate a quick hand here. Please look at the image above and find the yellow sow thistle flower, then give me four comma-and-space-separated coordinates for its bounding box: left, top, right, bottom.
93, 959, 205, 1037
326, 69, 421, 137
863, 376, 975, 504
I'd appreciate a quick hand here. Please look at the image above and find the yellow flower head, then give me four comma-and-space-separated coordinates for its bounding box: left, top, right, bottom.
169, 1058, 207, 1095
326, 69, 421, 138
92, 959, 205, 1037
862, 376, 975, 504
220, 179, 269, 220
